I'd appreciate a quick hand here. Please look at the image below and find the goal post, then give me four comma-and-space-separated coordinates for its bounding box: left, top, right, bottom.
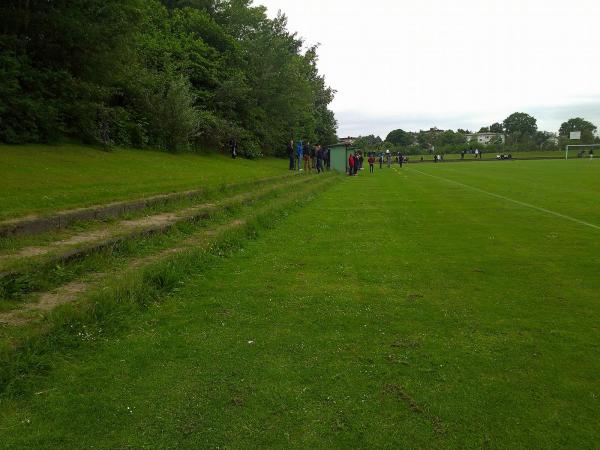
565, 144, 600, 160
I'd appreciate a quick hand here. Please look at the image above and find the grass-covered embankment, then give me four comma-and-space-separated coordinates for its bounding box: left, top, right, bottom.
0, 176, 317, 303
0, 144, 287, 220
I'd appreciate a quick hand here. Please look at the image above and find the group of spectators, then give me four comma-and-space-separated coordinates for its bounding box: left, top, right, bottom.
354, 150, 407, 175
347, 151, 364, 175
287, 140, 330, 174
460, 149, 483, 159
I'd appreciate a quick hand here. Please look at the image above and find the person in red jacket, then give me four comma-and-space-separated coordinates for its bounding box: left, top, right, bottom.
348, 153, 355, 176
368, 154, 375, 173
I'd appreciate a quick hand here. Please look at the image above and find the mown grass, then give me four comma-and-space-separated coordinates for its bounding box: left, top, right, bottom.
0, 144, 287, 220
0, 160, 599, 448
407, 150, 570, 161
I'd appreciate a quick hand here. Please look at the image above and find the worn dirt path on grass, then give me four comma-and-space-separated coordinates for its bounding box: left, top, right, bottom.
0, 219, 247, 326
0, 177, 308, 266
0, 204, 216, 261
0, 176, 322, 326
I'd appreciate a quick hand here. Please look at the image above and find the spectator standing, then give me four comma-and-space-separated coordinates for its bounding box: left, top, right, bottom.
229, 138, 238, 159
303, 141, 311, 172
368, 154, 375, 173
296, 140, 304, 171
316, 145, 324, 174
287, 140, 295, 170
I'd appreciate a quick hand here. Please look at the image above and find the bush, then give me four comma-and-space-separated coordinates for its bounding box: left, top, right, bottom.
143, 74, 201, 153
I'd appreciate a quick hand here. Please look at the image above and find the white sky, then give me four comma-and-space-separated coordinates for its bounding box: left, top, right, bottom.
256, 0, 600, 138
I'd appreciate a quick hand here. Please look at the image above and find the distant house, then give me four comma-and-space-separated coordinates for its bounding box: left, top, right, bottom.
339, 136, 358, 146
545, 133, 559, 145
428, 127, 444, 134
465, 132, 506, 144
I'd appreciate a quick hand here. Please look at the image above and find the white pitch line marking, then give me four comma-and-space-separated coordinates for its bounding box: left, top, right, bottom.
403, 167, 600, 231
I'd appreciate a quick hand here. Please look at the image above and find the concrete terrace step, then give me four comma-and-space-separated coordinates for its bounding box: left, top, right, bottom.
0, 174, 294, 238
0, 175, 338, 325
0, 175, 319, 289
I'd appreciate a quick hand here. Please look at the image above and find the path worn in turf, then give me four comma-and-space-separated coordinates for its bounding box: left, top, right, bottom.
0, 176, 333, 325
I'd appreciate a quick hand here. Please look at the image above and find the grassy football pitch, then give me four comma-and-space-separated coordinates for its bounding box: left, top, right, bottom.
1, 159, 599, 448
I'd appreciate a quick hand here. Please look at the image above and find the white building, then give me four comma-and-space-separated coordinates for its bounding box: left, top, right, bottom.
465, 132, 506, 144
545, 132, 559, 145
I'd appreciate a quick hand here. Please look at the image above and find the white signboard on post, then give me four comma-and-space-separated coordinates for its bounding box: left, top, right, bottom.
570, 131, 582, 140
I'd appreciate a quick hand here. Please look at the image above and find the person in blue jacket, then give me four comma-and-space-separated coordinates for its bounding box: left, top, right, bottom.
296, 140, 304, 171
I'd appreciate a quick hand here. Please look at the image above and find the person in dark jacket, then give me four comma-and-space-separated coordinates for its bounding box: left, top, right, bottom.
316, 145, 324, 174
398, 153, 404, 168
229, 138, 238, 159
287, 140, 295, 170
302, 142, 311, 172
303, 141, 311, 172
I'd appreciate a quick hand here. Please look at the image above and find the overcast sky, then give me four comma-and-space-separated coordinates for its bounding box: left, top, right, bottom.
256, 0, 600, 138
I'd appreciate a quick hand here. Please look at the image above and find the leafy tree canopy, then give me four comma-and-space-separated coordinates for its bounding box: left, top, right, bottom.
0, 0, 337, 154
503, 112, 538, 143
559, 117, 597, 144
386, 129, 413, 147
354, 135, 382, 148
490, 122, 503, 133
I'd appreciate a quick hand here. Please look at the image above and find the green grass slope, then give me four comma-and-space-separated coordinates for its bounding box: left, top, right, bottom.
0, 144, 287, 220
1, 160, 599, 448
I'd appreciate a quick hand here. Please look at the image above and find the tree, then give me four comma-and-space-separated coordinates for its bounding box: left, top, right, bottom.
479, 126, 490, 133
559, 117, 597, 144
355, 135, 382, 148
503, 112, 537, 143
0, 0, 338, 155
436, 130, 466, 146
386, 129, 413, 147
144, 74, 200, 152
490, 122, 503, 133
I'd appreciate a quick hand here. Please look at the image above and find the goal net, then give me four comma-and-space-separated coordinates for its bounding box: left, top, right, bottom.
565, 144, 600, 160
